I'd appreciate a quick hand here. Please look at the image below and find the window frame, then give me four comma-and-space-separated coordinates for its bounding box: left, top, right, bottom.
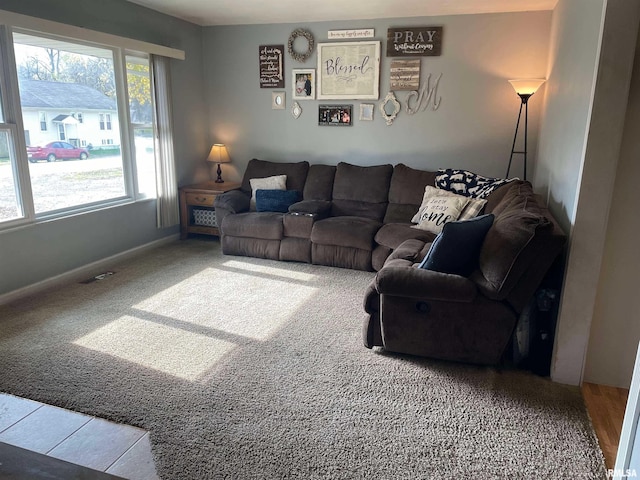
0, 23, 163, 229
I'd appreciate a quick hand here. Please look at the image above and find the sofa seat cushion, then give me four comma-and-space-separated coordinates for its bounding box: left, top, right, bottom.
311, 216, 381, 251
375, 223, 436, 250
221, 212, 284, 240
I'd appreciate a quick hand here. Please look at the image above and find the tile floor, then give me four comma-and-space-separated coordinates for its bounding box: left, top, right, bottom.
0, 392, 159, 479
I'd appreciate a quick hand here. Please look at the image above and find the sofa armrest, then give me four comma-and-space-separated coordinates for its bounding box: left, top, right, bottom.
288, 200, 332, 217
214, 189, 250, 214
375, 266, 477, 303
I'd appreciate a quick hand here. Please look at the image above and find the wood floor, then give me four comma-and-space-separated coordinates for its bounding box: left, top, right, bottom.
582, 382, 630, 469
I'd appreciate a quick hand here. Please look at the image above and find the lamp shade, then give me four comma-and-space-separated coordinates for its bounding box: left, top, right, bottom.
207, 144, 231, 164
508, 79, 546, 96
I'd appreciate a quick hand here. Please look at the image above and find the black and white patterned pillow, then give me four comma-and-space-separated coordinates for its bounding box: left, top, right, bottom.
435, 169, 515, 199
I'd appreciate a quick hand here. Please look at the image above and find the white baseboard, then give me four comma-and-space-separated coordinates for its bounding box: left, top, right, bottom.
0, 234, 180, 305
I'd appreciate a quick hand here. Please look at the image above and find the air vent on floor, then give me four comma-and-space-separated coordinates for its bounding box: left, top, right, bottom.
79, 271, 116, 284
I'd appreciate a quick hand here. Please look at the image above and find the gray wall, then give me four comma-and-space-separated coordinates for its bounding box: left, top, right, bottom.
204, 12, 551, 184
533, 0, 606, 233
585, 28, 640, 388
0, 0, 206, 296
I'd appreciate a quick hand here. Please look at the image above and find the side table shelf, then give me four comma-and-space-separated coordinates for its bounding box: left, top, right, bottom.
179, 181, 241, 239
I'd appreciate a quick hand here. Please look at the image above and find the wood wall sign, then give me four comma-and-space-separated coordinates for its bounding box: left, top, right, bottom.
387, 27, 443, 57
390, 59, 421, 90
259, 45, 284, 88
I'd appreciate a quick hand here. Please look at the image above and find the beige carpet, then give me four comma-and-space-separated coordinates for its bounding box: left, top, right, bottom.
0, 239, 606, 479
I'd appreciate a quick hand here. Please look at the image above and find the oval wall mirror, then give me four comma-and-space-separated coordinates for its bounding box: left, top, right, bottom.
291, 101, 302, 119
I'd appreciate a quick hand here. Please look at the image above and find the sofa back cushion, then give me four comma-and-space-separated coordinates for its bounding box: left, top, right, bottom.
484, 180, 524, 215
331, 162, 393, 221
241, 159, 309, 194
303, 164, 336, 201
384, 164, 437, 224
471, 182, 563, 311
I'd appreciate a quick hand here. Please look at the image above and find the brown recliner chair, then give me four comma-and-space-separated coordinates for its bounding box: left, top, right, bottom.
363, 182, 566, 365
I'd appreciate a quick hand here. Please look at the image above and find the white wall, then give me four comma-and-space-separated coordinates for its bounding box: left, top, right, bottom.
204, 12, 551, 184
541, 0, 640, 386
584, 30, 640, 388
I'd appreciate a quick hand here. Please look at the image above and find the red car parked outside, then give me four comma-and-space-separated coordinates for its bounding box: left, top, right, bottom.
27, 141, 90, 163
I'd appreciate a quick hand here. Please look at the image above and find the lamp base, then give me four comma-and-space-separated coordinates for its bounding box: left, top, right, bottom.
215, 163, 224, 183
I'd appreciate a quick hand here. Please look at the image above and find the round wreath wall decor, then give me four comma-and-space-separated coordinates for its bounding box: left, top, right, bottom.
288, 28, 314, 63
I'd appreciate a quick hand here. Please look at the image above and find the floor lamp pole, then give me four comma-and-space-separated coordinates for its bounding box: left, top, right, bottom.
506, 93, 531, 181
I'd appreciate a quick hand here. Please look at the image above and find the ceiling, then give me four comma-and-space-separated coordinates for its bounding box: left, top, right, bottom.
123, 0, 559, 27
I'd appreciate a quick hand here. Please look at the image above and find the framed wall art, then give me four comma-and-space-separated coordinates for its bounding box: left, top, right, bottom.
272, 92, 285, 109
316, 41, 380, 100
390, 59, 421, 91
259, 45, 284, 88
318, 104, 353, 126
292, 69, 315, 100
359, 104, 374, 121
387, 27, 443, 57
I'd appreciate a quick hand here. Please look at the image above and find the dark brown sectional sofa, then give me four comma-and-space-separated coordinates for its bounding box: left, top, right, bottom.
214, 158, 566, 365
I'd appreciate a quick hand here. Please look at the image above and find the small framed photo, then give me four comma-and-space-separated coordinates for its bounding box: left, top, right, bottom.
360, 104, 374, 121
318, 104, 352, 126
292, 69, 315, 100
272, 91, 285, 109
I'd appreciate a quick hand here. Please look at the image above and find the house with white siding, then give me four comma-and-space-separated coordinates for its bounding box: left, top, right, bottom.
19, 80, 120, 149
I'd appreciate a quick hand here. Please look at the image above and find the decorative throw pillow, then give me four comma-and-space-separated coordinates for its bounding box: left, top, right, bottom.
418, 214, 495, 276
411, 195, 469, 234
249, 175, 287, 210
255, 189, 301, 213
411, 186, 487, 223
435, 168, 515, 199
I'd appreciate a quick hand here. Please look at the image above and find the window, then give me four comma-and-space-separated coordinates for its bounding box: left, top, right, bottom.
0, 25, 169, 228
126, 55, 156, 197
99, 113, 112, 130
0, 17, 182, 231
12, 32, 126, 214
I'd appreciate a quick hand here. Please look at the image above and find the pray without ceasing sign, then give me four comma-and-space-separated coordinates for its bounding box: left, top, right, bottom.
387, 27, 443, 57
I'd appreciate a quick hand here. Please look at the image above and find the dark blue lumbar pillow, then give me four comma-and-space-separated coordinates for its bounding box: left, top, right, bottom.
255, 189, 301, 213
418, 213, 495, 276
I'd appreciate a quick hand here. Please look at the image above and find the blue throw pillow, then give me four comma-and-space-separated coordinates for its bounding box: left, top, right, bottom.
418, 214, 495, 276
255, 189, 301, 213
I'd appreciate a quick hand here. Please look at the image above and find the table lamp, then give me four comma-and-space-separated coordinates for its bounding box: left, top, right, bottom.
207, 144, 231, 183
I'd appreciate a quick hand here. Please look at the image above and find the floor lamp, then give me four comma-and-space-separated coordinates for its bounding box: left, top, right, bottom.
505, 79, 545, 181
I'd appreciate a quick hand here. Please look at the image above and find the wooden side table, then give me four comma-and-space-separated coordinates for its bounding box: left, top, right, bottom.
179, 181, 241, 239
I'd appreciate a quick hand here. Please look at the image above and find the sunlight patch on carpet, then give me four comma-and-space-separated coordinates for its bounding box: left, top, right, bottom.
73, 315, 236, 381
131, 266, 318, 341
221, 260, 317, 281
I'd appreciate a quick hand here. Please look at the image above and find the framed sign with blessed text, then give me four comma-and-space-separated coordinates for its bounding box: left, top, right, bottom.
316, 41, 380, 100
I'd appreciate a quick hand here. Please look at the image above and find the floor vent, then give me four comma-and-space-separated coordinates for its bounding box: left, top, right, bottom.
80, 271, 116, 284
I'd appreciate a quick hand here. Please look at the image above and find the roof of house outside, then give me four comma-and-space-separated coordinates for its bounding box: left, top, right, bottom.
19, 80, 116, 111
